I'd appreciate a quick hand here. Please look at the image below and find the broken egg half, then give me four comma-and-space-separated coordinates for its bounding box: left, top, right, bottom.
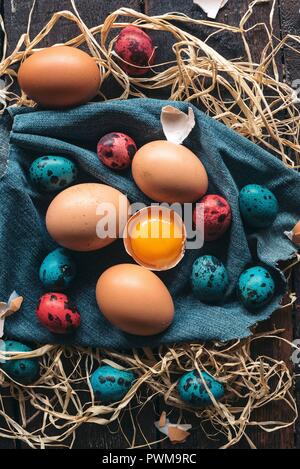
123, 206, 186, 271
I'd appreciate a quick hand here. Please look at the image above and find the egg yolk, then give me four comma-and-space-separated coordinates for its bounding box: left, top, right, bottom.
129, 212, 185, 269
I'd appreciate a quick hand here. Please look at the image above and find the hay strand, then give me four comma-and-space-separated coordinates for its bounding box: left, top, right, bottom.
0, 0, 299, 449
0, 331, 297, 449
0, 0, 299, 165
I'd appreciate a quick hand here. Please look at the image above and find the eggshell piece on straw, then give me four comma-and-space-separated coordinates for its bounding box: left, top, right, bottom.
168, 426, 190, 444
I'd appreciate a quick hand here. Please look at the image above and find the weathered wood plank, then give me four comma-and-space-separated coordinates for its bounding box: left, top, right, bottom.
278, 0, 300, 449
144, 0, 283, 76
73, 400, 159, 449
279, 0, 300, 86
293, 265, 300, 449
4, 0, 144, 100
2, 0, 157, 450
145, 0, 294, 450
0, 0, 17, 449
247, 304, 295, 449
4, 0, 142, 53
0, 392, 18, 449
1, 0, 298, 450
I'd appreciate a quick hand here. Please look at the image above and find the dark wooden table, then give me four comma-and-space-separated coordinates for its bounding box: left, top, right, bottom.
1, 0, 300, 450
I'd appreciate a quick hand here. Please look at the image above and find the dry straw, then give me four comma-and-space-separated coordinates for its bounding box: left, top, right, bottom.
1, 0, 300, 166
0, 331, 298, 449
0, 0, 299, 448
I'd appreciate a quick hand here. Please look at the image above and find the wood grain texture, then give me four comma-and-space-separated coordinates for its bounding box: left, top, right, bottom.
1, 0, 299, 450
145, 0, 293, 449
248, 304, 295, 449
293, 265, 300, 449
4, 0, 143, 100
280, 0, 300, 85
144, 0, 282, 73
4, 0, 142, 52
0, 0, 17, 449
73, 400, 159, 449
2, 0, 156, 449
0, 393, 18, 449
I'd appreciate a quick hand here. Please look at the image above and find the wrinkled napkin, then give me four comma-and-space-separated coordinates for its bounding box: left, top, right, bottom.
0, 98, 299, 350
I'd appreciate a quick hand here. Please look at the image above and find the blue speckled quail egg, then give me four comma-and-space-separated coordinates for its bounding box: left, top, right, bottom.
90, 365, 136, 403
191, 255, 229, 303
29, 156, 77, 192
178, 370, 225, 407
1, 340, 39, 384
237, 265, 275, 310
239, 184, 278, 228
39, 248, 76, 291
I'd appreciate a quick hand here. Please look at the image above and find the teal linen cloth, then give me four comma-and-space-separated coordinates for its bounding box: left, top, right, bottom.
0, 98, 299, 350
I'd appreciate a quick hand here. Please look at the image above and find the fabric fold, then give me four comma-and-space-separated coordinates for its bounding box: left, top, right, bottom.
0, 98, 298, 349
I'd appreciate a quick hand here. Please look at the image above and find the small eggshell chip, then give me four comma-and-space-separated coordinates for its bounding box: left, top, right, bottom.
18, 46, 101, 108
132, 140, 208, 203
96, 264, 175, 336
124, 206, 186, 271
46, 183, 130, 252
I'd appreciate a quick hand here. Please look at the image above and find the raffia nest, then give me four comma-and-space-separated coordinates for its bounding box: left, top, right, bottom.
0, 330, 298, 449
0, 0, 299, 449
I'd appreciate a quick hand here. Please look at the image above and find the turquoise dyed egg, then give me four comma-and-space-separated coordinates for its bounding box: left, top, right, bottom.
29, 156, 77, 192
39, 248, 76, 290
239, 184, 278, 228
1, 340, 39, 384
90, 365, 135, 403
237, 266, 275, 310
178, 370, 225, 407
191, 255, 229, 303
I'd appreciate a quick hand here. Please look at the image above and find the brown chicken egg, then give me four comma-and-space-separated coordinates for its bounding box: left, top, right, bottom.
292, 221, 300, 246
96, 264, 175, 336
124, 206, 186, 271
46, 183, 129, 251
18, 46, 101, 108
132, 140, 208, 203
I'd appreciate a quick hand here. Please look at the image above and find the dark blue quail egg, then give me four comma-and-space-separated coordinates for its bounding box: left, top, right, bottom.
191, 255, 229, 303
90, 365, 136, 403
29, 156, 77, 192
237, 266, 275, 310
178, 370, 225, 407
1, 340, 39, 384
239, 184, 278, 228
39, 248, 76, 291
